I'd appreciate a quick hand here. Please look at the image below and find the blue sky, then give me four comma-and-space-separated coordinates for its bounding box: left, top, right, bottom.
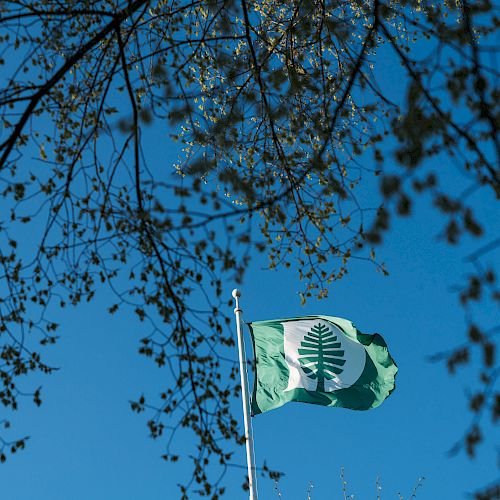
2, 173, 498, 499
1, 12, 499, 500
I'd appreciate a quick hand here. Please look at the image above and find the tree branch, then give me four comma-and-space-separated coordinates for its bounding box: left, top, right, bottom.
0, 0, 150, 169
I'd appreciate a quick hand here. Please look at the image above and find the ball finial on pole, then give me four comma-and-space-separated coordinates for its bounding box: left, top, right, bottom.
232, 289, 242, 313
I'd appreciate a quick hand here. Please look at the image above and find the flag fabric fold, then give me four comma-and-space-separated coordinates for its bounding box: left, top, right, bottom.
248, 315, 397, 416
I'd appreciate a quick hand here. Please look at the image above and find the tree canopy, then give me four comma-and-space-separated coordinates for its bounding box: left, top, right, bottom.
0, 0, 498, 497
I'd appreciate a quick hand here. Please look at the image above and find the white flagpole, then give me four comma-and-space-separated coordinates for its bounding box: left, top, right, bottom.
232, 288, 258, 500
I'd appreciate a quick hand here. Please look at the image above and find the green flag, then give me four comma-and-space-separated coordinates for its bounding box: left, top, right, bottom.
248, 315, 397, 415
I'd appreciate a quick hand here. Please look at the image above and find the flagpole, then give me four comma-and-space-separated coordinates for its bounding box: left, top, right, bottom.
232, 288, 258, 500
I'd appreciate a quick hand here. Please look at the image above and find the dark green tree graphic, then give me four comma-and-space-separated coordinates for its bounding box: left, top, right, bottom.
298, 323, 346, 392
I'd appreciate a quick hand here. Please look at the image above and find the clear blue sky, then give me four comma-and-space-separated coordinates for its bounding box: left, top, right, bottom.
1, 27, 498, 500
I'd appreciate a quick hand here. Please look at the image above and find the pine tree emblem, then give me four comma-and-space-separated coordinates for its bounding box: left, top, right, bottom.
297, 323, 346, 392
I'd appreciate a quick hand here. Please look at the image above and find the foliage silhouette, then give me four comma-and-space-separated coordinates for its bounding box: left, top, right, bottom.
0, 0, 498, 496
